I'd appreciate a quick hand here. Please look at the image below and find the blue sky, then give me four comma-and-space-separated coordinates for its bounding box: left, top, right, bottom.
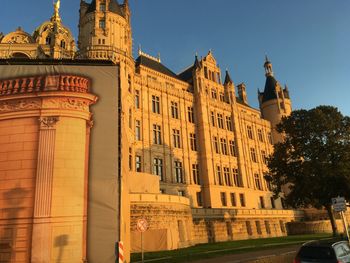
1, 0, 350, 115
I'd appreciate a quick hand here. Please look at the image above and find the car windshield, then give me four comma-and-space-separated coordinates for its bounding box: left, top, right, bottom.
298, 246, 335, 260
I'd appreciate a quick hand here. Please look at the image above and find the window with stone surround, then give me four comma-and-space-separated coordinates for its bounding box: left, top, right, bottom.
240, 193, 246, 207
254, 173, 262, 190
259, 196, 265, 208
135, 155, 142, 172
192, 164, 200, 185
250, 147, 257, 162
152, 95, 160, 114
265, 221, 271, 234
224, 167, 232, 186
229, 140, 237, 157
197, 192, 203, 206
187, 107, 195, 123
247, 125, 254, 139
261, 150, 268, 164
211, 111, 216, 126
256, 221, 262, 235
216, 165, 223, 185
233, 168, 243, 187
171, 101, 179, 119
172, 129, 181, 148
270, 197, 276, 209
189, 133, 197, 151
226, 116, 233, 131
246, 221, 252, 235
99, 19, 106, 29
213, 136, 220, 154
220, 192, 227, 206
257, 129, 264, 142
217, 113, 224, 129
220, 138, 228, 155
153, 124, 162, 145
175, 161, 184, 184
135, 90, 140, 109
153, 158, 163, 181
230, 193, 236, 206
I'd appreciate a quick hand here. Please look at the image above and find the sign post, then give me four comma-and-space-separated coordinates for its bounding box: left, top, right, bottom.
137, 218, 148, 263
332, 197, 349, 243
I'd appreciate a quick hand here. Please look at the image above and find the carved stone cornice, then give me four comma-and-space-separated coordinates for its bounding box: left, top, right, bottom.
0, 99, 41, 113
38, 116, 59, 129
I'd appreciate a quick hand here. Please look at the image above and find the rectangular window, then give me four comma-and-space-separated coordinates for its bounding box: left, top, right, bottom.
261, 150, 268, 164
188, 107, 195, 123
211, 89, 217, 99
247, 125, 253, 139
271, 197, 276, 209
171, 101, 179, 119
229, 140, 236, 157
172, 129, 181, 148
250, 147, 257, 162
135, 155, 142, 172
153, 124, 162, 144
213, 136, 220, 154
99, 19, 106, 29
268, 132, 273, 144
192, 164, 200, 185
230, 193, 236, 206
175, 161, 184, 183
152, 95, 160, 114
211, 111, 216, 126
226, 116, 233, 131
178, 190, 185, 197
217, 113, 224, 129
99, 3, 106, 11
220, 138, 228, 155
189, 133, 197, 151
197, 192, 203, 206
204, 67, 208, 79
258, 129, 264, 142
280, 220, 286, 233
256, 221, 262, 235
216, 165, 223, 185
219, 92, 225, 102
135, 90, 140, 109
246, 221, 252, 235
233, 168, 243, 187
254, 173, 262, 190
224, 167, 231, 186
260, 196, 265, 208
153, 158, 163, 181
128, 75, 132, 93
265, 221, 271, 234
239, 193, 246, 207
220, 192, 227, 206
135, 120, 141, 141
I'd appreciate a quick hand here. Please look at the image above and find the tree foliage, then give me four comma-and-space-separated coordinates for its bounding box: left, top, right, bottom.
265, 106, 350, 234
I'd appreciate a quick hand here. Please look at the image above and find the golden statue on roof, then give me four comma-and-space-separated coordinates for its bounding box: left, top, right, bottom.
52, 0, 61, 22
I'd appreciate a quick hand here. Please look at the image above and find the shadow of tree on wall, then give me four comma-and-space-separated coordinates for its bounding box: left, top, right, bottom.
54, 235, 69, 263
0, 184, 30, 262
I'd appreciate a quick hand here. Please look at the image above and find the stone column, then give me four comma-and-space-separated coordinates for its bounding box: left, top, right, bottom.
31, 116, 59, 263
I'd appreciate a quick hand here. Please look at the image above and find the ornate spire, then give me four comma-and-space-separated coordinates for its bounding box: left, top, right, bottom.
264, 54, 274, 77
224, 69, 233, 85
51, 0, 61, 22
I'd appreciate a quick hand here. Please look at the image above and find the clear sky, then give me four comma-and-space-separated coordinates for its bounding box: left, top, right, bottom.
1, 0, 350, 115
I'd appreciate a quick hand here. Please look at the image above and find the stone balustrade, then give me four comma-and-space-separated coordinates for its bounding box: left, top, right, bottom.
130, 193, 190, 206
0, 75, 90, 96
192, 207, 305, 219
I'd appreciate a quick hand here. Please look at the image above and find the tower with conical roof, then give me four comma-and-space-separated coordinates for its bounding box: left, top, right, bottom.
77, 0, 132, 61
259, 56, 292, 143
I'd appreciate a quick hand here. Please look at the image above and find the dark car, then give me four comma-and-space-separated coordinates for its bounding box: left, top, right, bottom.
294, 239, 350, 263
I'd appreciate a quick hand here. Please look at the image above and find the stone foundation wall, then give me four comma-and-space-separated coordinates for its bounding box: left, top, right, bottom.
287, 219, 347, 235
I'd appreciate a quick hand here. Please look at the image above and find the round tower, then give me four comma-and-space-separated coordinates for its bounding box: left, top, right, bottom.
78, 0, 132, 61
259, 56, 292, 143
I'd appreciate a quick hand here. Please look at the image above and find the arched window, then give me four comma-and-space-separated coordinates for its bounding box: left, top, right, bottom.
46, 36, 51, 45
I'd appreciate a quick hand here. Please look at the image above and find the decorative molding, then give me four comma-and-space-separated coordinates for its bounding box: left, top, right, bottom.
43, 98, 90, 111
0, 99, 41, 113
38, 116, 59, 129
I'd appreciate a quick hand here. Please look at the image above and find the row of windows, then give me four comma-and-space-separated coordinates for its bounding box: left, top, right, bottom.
250, 148, 269, 164
216, 166, 243, 187
247, 125, 273, 144
204, 67, 221, 84
220, 192, 246, 207
213, 137, 237, 156
211, 89, 228, 103
211, 112, 233, 131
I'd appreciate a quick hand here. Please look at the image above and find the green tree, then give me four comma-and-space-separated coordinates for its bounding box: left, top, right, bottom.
265, 106, 350, 235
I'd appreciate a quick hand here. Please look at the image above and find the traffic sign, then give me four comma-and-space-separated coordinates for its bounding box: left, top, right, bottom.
137, 218, 148, 233
332, 197, 347, 212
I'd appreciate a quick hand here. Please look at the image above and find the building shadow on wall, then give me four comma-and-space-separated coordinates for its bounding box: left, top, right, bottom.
1, 184, 29, 262
54, 235, 69, 263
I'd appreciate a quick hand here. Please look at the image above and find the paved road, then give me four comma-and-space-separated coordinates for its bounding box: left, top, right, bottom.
190, 244, 299, 263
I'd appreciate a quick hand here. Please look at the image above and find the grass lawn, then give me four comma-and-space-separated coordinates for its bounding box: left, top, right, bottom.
131, 233, 332, 263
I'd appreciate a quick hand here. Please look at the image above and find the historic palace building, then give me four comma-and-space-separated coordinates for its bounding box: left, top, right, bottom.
0, 1, 303, 262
